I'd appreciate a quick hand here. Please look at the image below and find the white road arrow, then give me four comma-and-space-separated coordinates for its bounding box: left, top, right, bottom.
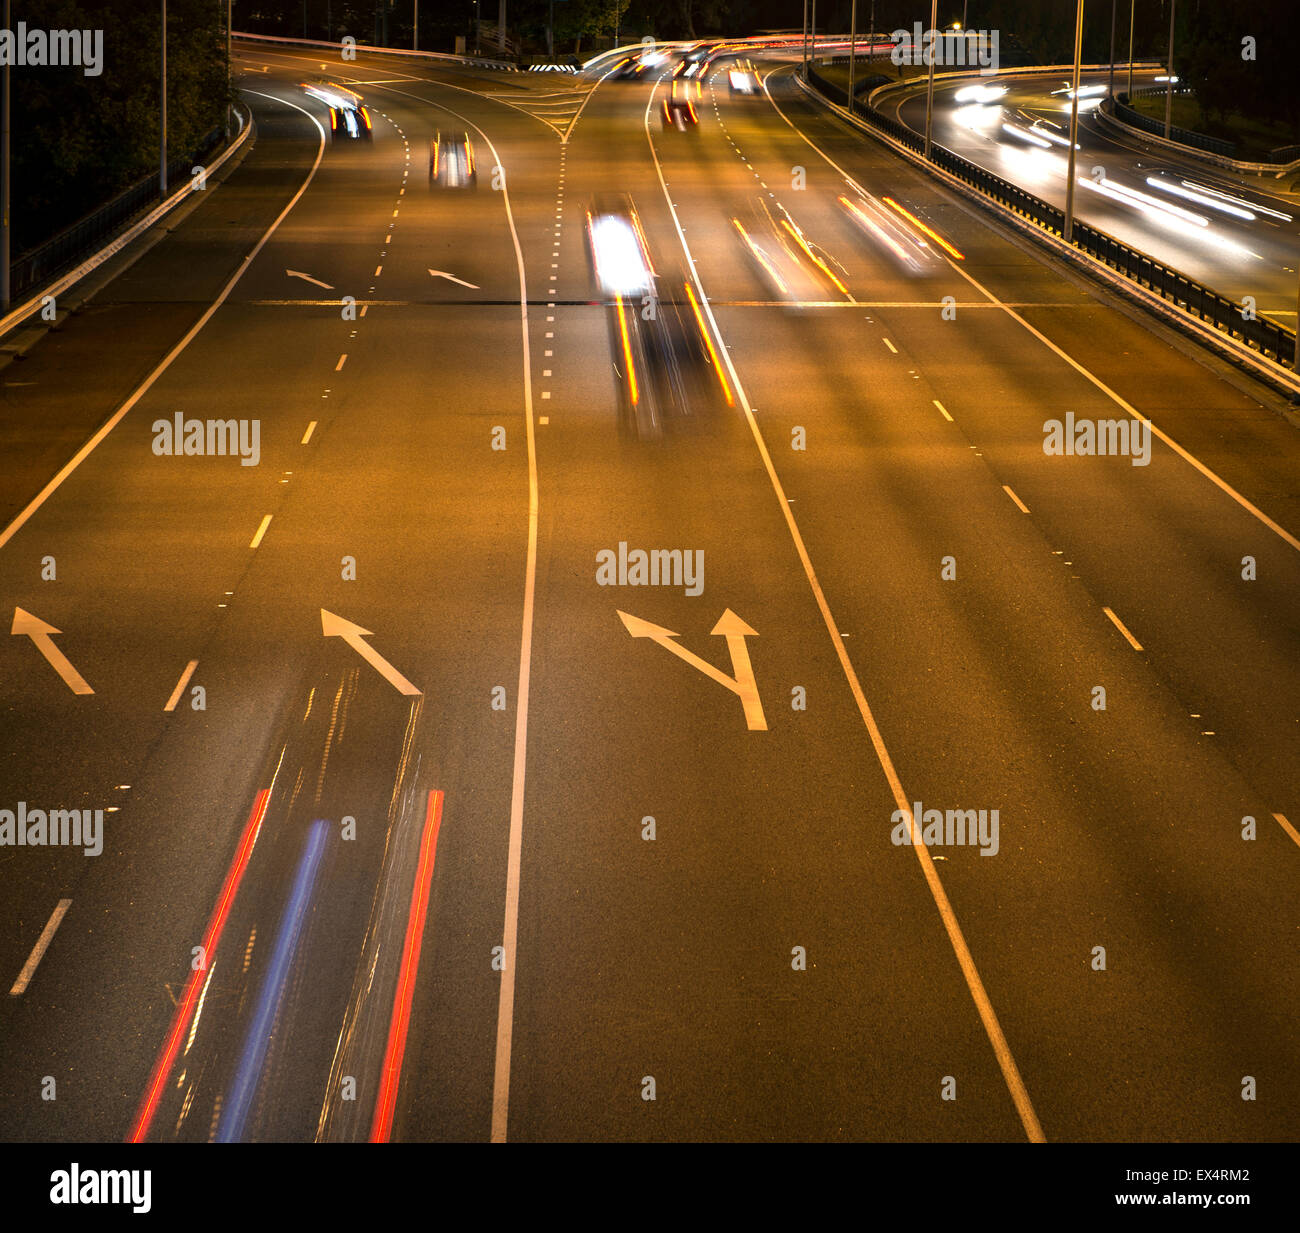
11, 608, 94, 695
286, 269, 335, 289
428, 268, 480, 289
618, 608, 766, 730
320, 609, 421, 696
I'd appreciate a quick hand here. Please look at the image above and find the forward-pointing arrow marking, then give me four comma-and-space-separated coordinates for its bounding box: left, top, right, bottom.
321, 609, 421, 696
286, 269, 334, 289
428, 268, 480, 289
618, 608, 766, 730
11, 608, 94, 695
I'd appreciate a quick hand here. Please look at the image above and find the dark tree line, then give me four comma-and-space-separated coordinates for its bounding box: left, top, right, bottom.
10, 0, 230, 255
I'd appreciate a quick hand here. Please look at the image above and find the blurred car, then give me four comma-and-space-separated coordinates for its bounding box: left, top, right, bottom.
728, 59, 758, 93
328, 104, 373, 140
430, 130, 476, 188
587, 194, 731, 439
609, 54, 645, 80
660, 95, 699, 131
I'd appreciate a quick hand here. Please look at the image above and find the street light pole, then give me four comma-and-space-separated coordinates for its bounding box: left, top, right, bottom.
848, 0, 856, 112
923, 0, 938, 160
1108, 0, 1117, 98
1165, 0, 1176, 139
1063, 0, 1085, 243
160, 0, 168, 196
414, 1, 418, 51
802, 0, 808, 76
1, 0, 10, 312
1126, 0, 1135, 100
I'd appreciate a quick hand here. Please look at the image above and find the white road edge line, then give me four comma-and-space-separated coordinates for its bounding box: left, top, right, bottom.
648, 72, 1046, 1145
10, 899, 72, 995
761, 64, 1300, 556
164, 660, 199, 712
0, 91, 329, 554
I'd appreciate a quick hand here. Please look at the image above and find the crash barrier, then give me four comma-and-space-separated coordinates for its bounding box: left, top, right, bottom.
1114, 87, 1237, 159
807, 64, 1297, 370
12, 125, 227, 301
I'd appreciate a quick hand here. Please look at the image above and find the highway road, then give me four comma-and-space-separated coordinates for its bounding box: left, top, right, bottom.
882, 66, 1300, 325
0, 39, 1296, 1145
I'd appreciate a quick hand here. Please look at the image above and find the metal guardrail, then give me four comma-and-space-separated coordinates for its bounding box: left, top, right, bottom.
807, 65, 1297, 370
1115, 89, 1237, 159
12, 127, 226, 301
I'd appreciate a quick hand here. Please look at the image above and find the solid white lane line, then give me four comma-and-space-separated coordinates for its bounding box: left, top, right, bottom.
301, 420, 317, 444
249, 515, 272, 549
0, 91, 328, 554
645, 74, 1046, 1146
164, 660, 199, 712
1102, 607, 1143, 651
10, 899, 72, 995
1003, 485, 1031, 514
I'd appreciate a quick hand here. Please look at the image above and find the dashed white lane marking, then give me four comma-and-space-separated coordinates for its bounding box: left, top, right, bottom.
1002, 485, 1031, 514
249, 515, 273, 549
933, 399, 953, 421
335, 354, 348, 371
301, 420, 317, 444
9, 899, 72, 996
1271, 813, 1300, 849
1102, 607, 1144, 651
164, 660, 199, 712
882, 338, 898, 353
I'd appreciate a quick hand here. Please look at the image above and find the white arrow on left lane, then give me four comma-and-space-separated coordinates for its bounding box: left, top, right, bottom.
321, 610, 421, 696
286, 269, 334, 289
428, 268, 480, 289
11, 608, 94, 695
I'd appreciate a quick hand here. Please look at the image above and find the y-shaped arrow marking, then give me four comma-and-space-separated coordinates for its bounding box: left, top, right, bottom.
618, 608, 766, 730
321, 610, 421, 696
11, 608, 93, 695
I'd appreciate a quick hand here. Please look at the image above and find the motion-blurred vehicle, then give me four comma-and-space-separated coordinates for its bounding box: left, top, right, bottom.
430, 130, 476, 188
728, 59, 758, 93
732, 198, 853, 299
302, 81, 373, 141
328, 104, 373, 140
660, 94, 699, 131
610, 54, 646, 80
587, 194, 732, 438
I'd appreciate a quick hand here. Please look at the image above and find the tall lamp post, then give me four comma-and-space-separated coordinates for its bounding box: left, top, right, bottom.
1164, 0, 1176, 138
160, 1, 168, 196
848, 0, 857, 112
923, 0, 938, 160
1126, 0, 1135, 99
1, 0, 9, 311
1063, 0, 1085, 243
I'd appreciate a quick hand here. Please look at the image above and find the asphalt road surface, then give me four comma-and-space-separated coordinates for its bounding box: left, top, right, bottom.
0, 41, 1295, 1144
